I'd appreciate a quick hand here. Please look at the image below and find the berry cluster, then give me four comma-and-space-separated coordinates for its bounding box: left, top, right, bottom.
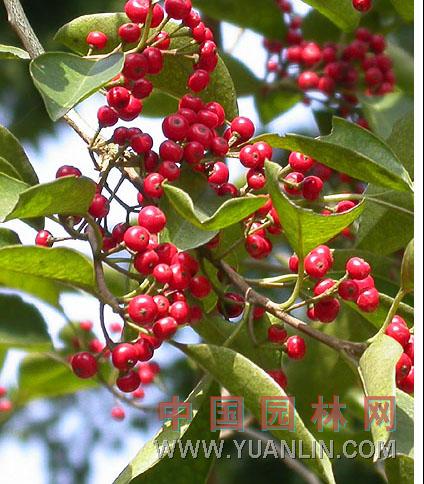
263, 0, 394, 126
386, 316, 414, 394
87, 1, 219, 128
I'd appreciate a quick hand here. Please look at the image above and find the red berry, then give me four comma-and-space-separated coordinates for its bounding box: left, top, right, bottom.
35, 230, 53, 247
180, 94, 204, 112
336, 200, 356, 213
155, 31, 171, 50
71, 352, 98, 378
289, 254, 299, 273
338, 279, 360, 301
162, 114, 190, 141
187, 123, 213, 148
131, 133, 153, 154
107, 86, 130, 109
189, 275, 212, 298
188, 69, 210, 92
230, 117, 255, 141
171, 252, 199, 275
304, 252, 330, 279
155, 242, 178, 265
302, 176, 323, 200
301, 42, 321, 66
118, 23, 141, 43
125, 0, 150, 23
268, 325, 288, 344
208, 162, 229, 185
169, 300, 190, 325
396, 353, 412, 384
288, 152, 314, 173
134, 249, 160, 275
143, 172, 165, 198
0, 386, 7, 398
284, 172, 304, 196
254, 141, 273, 161
153, 317, 178, 340
134, 338, 154, 362
397, 367, 414, 394
138, 362, 156, 384
144, 47, 164, 74
86, 31, 108, 49
286, 335, 306, 360
313, 278, 336, 300
314, 298, 340, 323
133, 388, 145, 399
124, 226, 150, 252
56, 165, 82, 178
385, 322, 410, 349
405, 336, 414, 363
312, 245, 333, 265
211, 137, 229, 157
240, 145, 262, 169
217, 293, 245, 319
169, 263, 192, 290
112, 343, 138, 371
138, 206, 167, 234
298, 71, 319, 90
128, 295, 158, 325
267, 370, 288, 390
346, 257, 371, 280
97, 106, 118, 127
160, 140, 184, 163
357, 288, 380, 313
112, 222, 129, 244
123, 53, 149, 80
164, 0, 192, 20
89, 194, 109, 218
245, 233, 272, 259
116, 370, 141, 393
0, 400, 13, 413
111, 406, 125, 421
352, 0, 372, 12
198, 109, 219, 129
152, 263, 172, 284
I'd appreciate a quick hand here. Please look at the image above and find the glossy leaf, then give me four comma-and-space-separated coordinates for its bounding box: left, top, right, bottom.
163, 179, 267, 231
0, 246, 95, 294
0, 125, 38, 185
265, 161, 365, 257
302, 0, 360, 31
192, 0, 286, 39
30, 52, 125, 121
55, 15, 238, 119
358, 335, 403, 454
0, 44, 30, 60
255, 89, 302, 124
0, 228, 21, 248
0, 294, 51, 351
390, 0, 414, 22
114, 377, 218, 484
5, 176, 96, 221
180, 343, 335, 484
387, 110, 414, 178
401, 239, 414, 293
256, 118, 413, 192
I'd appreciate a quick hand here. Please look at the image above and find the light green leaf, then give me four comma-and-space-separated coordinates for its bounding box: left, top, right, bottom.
265, 160, 365, 257
0, 294, 51, 351
0, 173, 30, 222
17, 354, 98, 403
255, 88, 302, 124
0, 156, 23, 180
401, 240, 414, 293
192, 0, 286, 39
256, 118, 413, 192
361, 92, 414, 140
302, 0, 360, 31
114, 377, 218, 484
55, 15, 238, 119
0, 44, 30, 60
385, 455, 414, 484
394, 389, 414, 458
387, 43, 414, 95
387, 110, 414, 178
163, 175, 267, 231
179, 343, 335, 484
142, 90, 179, 118
0, 125, 38, 185
358, 335, 403, 454
390, 0, 414, 22
5, 176, 96, 221
0, 246, 95, 294
0, 228, 21, 248
30, 52, 125, 121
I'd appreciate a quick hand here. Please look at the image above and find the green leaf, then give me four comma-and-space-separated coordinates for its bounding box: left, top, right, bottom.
358, 335, 403, 453
387, 110, 414, 178
5, 176, 96, 221
390, 0, 414, 22
401, 240, 414, 293
255, 88, 302, 125
17, 354, 98, 403
385, 455, 414, 484
0, 44, 30, 60
387, 43, 414, 95
265, 160, 365, 257
0, 156, 23, 180
0, 228, 21, 248
114, 377, 218, 484
256, 118, 413, 192
179, 343, 335, 484
360, 92, 414, 140
356, 185, 413, 255
302, 9, 341, 43
394, 389, 414, 457
55, 16, 238, 119
0, 173, 30, 222
0, 246, 95, 294
302, 1, 360, 31
0, 125, 38, 185
220, 54, 261, 97
192, 0, 286, 39
142, 90, 179, 118
30, 52, 125, 121
0, 294, 52, 351
163, 174, 267, 231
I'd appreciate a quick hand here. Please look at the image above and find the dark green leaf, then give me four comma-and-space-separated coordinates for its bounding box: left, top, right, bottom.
114, 377, 218, 484
401, 240, 414, 293
265, 160, 365, 257
30, 52, 125, 121
302, 9, 341, 43
142, 90, 179, 118
302, 0, 360, 31
0, 228, 21, 248
387, 110, 414, 178
255, 88, 302, 124
0, 44, 30, 60
385, 455, 414, 484
221, 54, 261, 97
0, 294, 51, 351
394, 389, 414, 457
256, 118, 413, 192
356, 185, 413, 255
17, 354, 98, 403
163, 175, 267, 231
0, 125, 38, 185
390, 0, 414, 22
358, 335, 403, 452
313, 109, 334, 135
0, 246, 95, 294
192, 0, 286, 39
361, 92, 413, 140
387, 43, 414, 95
180, 343, 335, 484
5, 176, 96, 221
